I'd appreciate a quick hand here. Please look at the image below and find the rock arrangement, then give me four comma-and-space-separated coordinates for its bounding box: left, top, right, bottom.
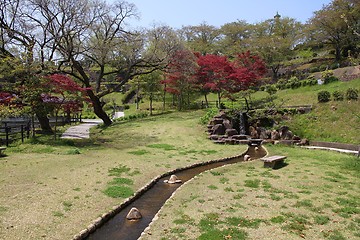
207, 111, 309, 146
207, 111, 249, 145
249, 125, 309, 146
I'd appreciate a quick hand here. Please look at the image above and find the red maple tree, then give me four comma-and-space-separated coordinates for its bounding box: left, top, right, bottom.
195, 51, 266, 105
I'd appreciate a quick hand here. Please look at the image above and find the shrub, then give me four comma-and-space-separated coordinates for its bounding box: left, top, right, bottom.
265, 84, 277, 95
318, 91, 331, 103
346, 88, 359, 100
200, 108, 218, 125
321, 70, 338, 84
276, 79, 288, 90
288, 76, 301, 89
324, 75, 339, 84
332, 91, 344, 101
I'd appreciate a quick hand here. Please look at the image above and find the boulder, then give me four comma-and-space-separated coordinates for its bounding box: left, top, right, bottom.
164, 174, 182, 184
126, 207, 142, 220
212, 118, 224, 125
279, 126, 294, 140
249, 126, 259, 139
244, 154, 251, 161
225, 128, 238, 137
223, 119, 232, 129
271, 130, 281, 140
292, 135, 301, 141
258, 127, 268, 139
297, 138, 309, 146
282, 130, 294, 140
212, 124, 226, 135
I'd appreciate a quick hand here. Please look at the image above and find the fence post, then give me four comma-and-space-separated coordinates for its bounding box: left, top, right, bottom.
21, 125, 24, 143
26, 122, 30, 138
5, 127, 9, 147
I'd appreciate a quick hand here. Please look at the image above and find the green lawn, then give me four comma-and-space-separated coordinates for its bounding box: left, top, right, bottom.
0, 110, 245, 240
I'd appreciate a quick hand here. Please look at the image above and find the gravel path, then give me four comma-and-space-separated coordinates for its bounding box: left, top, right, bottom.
61, 119, 102, 139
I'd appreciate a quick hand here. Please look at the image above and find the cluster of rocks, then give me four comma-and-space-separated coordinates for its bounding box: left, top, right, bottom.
207, 112, 249, 145
207, 111, 309, 146
249, 125, 309, 146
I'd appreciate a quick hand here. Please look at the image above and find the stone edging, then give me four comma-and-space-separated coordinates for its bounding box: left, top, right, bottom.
72, 149, 252, 240
309, 141, 360, 152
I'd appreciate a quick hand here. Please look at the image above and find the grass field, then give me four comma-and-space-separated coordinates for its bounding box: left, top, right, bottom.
0, 78, 359, 239
0, 110, 245, 240
140, 145, 360, 240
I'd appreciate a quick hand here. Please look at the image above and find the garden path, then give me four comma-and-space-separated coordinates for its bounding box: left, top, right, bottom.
61, 119, 102, 139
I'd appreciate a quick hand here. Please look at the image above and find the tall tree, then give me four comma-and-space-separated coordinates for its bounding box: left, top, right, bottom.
0, 0, 54, 131
1, 0, 181, 126
196, 54, 234, 105
134, 70, 163, 115
196, 51, 266, 106
250, 15, 303, 80
308, 0, 359, 60
163, 49, 198, 110
178, 23, 220, 55
218, 20, 252, 56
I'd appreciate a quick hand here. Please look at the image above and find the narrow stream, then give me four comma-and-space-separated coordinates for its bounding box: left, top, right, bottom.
86, 146, 266, 240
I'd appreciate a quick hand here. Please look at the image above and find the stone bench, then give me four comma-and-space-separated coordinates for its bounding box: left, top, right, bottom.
260, 155, 287, 169
0, 147, 6, 156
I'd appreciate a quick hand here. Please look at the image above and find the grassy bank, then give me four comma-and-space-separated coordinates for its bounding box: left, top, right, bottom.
0, 110, 246, 240
141, 145, 360, 240
252, 78, 360, 144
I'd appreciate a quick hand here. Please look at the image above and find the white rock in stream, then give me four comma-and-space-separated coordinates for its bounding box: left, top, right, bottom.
163, 174, 182, 184
126, 207, 142, 220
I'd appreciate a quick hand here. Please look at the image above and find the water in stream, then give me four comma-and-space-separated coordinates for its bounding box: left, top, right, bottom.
86, 146, 266, 240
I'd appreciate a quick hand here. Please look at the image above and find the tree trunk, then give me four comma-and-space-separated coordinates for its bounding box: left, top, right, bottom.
35, 111, 53, 133
204, 94, 209, 108
162, 84, 166, 111
87, 89, 112, 126
217, 92, 221, 108
271, 65, 280, 81
335, 45, 342, 61
149, 94, 153, 116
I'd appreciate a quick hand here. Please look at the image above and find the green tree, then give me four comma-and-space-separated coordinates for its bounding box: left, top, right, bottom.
135, 71, 163, 115
250, 15, 303, 81
178, 23, 220, 55
218, 20, 252, 57
1, 0, 181, 127
308, 0, 360, 60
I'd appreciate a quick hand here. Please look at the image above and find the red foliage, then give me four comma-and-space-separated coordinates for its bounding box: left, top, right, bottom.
196, 54, 234, 93
163, 50, 198, 95
43, 74, 88, 113
0, 92, 15, 105
195, 51, 266, 95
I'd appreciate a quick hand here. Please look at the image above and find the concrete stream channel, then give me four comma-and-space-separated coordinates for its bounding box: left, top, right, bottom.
84, 146, 267, 240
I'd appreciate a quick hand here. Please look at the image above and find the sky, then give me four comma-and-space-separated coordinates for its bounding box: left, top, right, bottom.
123, 0, 332, 29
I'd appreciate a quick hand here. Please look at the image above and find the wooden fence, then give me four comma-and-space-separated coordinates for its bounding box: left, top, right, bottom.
0, 115, 81, 146
0, 122, 30, 147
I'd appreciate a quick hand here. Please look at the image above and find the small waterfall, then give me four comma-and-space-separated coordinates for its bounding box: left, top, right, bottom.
239, 112, 249, 135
